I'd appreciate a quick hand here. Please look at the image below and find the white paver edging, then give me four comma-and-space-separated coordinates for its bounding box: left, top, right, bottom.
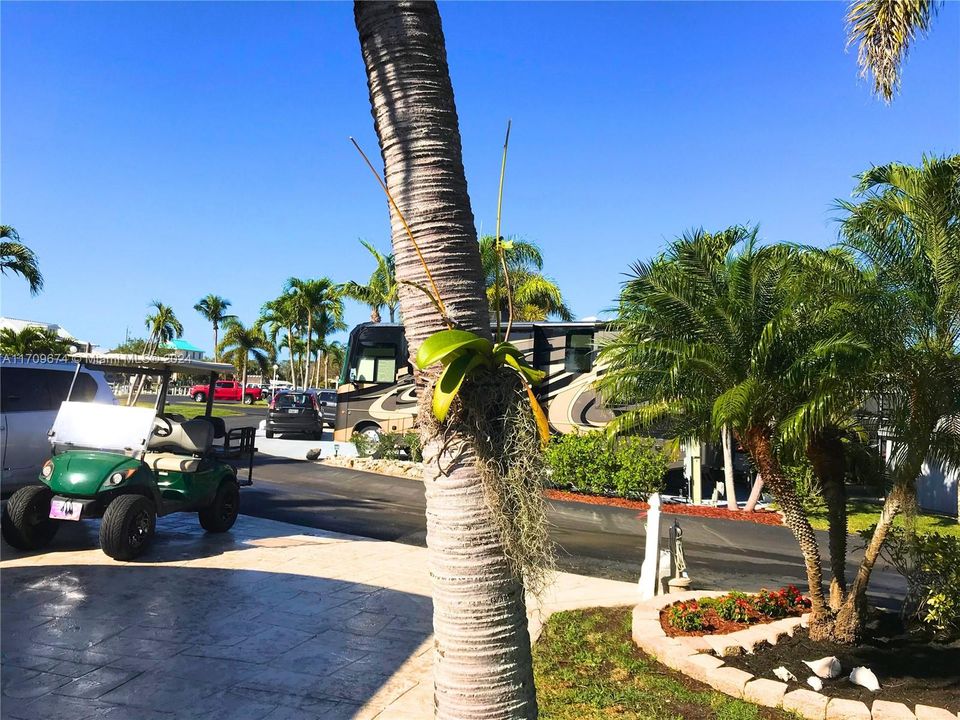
631, 592, 958, 720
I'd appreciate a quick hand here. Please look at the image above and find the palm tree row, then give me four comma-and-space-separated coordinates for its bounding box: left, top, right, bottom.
258, 277, 345, 389
599, 154, 960, 643
341, 235, 573, 325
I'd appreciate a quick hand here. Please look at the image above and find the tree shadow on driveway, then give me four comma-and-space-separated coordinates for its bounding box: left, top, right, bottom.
1, 562, 433, 720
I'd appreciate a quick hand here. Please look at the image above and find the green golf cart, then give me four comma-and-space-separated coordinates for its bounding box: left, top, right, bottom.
1, 353, 256, 560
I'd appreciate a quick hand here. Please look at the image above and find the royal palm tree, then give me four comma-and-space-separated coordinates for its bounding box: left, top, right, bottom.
356, 2, 537, 716
832, 154, 960, 641
128, 301, 183, 405
284, 277, 343, 389
340, 239, 399, 323
259, 295, 301, 385
310, 311, 347, 387
1, 226, 43, 295
144, 301, 183, 349
598, 228, 870, 637
194, 294, 236, 362
845, 0, 939, 102
479, 236, 572, 322
218, 320, 271, 399
319, 340, 346, 388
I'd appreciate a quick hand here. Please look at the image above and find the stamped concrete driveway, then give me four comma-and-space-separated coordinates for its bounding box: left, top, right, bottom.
0, 514, 637, 719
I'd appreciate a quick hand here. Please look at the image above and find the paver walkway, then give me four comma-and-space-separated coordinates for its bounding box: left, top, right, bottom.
1, 513, 638, 719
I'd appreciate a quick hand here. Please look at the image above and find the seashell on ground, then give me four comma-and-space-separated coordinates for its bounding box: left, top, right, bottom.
803, 656, 841, 679
849, 666, 880, 691
773, 666, 797, 682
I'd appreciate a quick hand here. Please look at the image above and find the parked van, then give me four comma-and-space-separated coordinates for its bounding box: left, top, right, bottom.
0, 360, 116, 493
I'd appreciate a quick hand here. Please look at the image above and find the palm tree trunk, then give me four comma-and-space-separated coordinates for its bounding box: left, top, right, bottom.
806, 432, 848, 610
834, 423, 930, 643
323, 354, 329, 388
371, 306, 382, 323
213, 322, 219, 362
721, 423, 738, 511
356, 3, 536, 717
286, 326, 296, 385
745, 427, 830, 636
833, 484, 904, 642
743, 474, 764, 511
389, 305, 396, 323
303, 315, 312, 390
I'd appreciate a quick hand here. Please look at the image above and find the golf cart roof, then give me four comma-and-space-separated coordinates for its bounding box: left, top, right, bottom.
69, 353, 234, 376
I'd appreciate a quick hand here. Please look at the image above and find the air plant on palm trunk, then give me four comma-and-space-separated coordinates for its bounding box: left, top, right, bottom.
351, 126, 554, 591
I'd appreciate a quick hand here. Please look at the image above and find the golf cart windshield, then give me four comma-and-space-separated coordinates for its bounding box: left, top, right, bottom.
50, 402, 157, 456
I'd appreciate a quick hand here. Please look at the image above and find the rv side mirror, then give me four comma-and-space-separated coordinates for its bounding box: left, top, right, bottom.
349, 368, 357, 383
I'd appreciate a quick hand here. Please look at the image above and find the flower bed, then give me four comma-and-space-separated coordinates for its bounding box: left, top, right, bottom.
544, 489, 785, 525
662, 586, 811, 636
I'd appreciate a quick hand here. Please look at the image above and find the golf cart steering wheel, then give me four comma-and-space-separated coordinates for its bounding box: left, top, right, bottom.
153, 416, 174, 438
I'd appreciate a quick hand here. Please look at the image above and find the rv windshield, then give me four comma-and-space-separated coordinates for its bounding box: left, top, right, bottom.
50, 402, 157, 455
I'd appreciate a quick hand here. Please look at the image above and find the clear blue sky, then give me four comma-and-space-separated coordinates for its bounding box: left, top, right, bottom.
2, 1, 958, 353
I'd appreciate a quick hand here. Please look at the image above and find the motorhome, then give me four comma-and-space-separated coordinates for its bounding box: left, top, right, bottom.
334, 321, 613, 442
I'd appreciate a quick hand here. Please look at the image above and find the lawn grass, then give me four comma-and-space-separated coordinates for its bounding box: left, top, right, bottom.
134, 401, 246, 418
806, 499, 959, 537
534, 606, 794, 720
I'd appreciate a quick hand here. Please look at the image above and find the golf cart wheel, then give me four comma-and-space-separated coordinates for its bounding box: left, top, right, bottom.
193, 392, 206, 403
199, 479, 240, 533
265, 430, 274, 439
243, 394, 254, 405
100, 495, 156, 561
1, 486, 59, 551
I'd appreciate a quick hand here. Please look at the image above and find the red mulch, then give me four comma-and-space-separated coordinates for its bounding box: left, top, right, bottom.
543, 489, 784, 526
659, 604, 804, 637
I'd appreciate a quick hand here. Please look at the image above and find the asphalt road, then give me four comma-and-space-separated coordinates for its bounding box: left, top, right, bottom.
133, 407, 905, 605
240, 451, 906, 607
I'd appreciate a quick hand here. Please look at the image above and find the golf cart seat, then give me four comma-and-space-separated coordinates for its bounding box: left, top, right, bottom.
143, 453, 203, 473
144, 417, 214, 462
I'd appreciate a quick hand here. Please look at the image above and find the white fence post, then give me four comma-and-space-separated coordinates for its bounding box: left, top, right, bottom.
638, 492, 662, 600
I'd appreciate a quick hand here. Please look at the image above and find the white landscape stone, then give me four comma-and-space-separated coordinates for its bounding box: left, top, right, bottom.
804, 656, 842, 679
808, 676, 824, 691
849, 666, 880, 692
774, 666, 798, 682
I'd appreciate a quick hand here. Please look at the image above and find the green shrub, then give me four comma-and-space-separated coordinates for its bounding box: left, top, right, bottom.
354, 430, 423, 462
867, 525, 960, 637
544, 431, 667, 499
782, 460, 825, 513
352, 432, 375, 458
715, 592, 755, 623
667, 602, 705, 632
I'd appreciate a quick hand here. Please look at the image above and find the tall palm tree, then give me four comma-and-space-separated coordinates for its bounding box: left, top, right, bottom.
598, 228, 869, 637
128, 301, 183, 405
194, 294, 236, 362
845, 0, 939, 102
218, 320, 271, 398
832, 154, 960, 641
319, 340, 346, 388
1, 226, 43, 295
284, 277, 343, 389
259, 295, 301, 384
144, 301, 183, 349
310, 311, 347, 387
340, 239, 399, 323
356, 2, 537, 716
479, 236, 573, 321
